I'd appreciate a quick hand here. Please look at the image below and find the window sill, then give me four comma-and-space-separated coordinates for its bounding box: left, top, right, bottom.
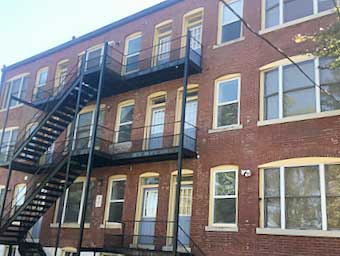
50, 223, 90, 229
162, 245, 191, 253
0, 104, 24, 113
213, 37, 245, 49
259, 9, 335, 35
100, 222, 122, 229
257, 109, 340, 127
205, 225, 238, 232
209, 124, 243, 134
256, 228, 340, 238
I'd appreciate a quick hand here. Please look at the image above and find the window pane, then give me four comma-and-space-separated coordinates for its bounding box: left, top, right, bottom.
142, 177, 159, 185
38, 71, 48, 86
64, 183, 83, 223
283, 87, 316, 117
320, 58, 340, 111
318, 0, 334, 12
283, 61, 315, 91
118, 124, 132, 143
214, 198, 236, 224
265, 0, 280, 28
108, 202, 123, 223
127, 36, 141, 55
285, 166, 322, 230
218, 79, 239, 103
221, 21, 242, 43
217, 103, 238, 127
111, 180, 126, 200
120, 105, 134, 123
283, 0, 314, 23
222, 0, 243, 24
265, 69, 279, 96
264, 168, 280, 197
265, 198, 281, 228
325, 164, 340, 229
265, 95, 279, 120
126, 55, 140, 73
215, 172, 236, 196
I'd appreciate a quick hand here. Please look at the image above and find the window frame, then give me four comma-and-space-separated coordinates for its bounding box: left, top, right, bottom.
85, 44, 104, 71
153, 20, 173, 67
181, 8, 204, 54
104, 175, 127, 225
214, 75, 241, 129
35, 67, 49, 90
124, 33, 142, 74
0, 185, 5, 212
218, 0, 244, 45
260, 162, 340, 231
209, 166, 239, 228
260, 56, 340, 124
1, 73, 29, 109
0, 127, 19, 163
114, 100, 135, 143
262, 0, 338, 31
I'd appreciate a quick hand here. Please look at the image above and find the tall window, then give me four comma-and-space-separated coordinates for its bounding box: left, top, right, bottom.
183, 10, 203, 53
263, 57, 340, 121
55, 60, 69, 95
262, 164, 340, 230
0, 128, 18, 163
124, 34, 142, 74
0, 186, 5, 213
154, 23, 172, 66
107, 178, 126, 223
211, 168, 238, 226
61, 180, 95, 224
219, 0, 243, 44
116, 103, 134, 143
34, 68, 48, 100
214, 76, 240, 128
85, 46, 104, 71
1, 75, 28, 109
264, 0, 335, 29
147, 95, 166, 150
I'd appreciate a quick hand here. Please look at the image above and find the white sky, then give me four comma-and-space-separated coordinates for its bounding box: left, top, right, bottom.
0, 0, 165, 70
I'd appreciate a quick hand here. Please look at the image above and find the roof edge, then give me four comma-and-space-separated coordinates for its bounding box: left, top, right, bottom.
5, 0, 183, 72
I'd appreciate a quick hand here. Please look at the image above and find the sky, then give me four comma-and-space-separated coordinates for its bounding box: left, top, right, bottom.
0, 0, 165, 72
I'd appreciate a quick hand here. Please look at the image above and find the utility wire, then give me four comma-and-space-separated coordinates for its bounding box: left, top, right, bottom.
220, 0, 340, 106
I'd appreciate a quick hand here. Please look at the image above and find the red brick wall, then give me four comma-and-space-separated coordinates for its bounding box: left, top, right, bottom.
1, 0, 340, 255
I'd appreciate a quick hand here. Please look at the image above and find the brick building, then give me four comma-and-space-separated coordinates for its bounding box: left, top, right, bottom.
0, 0, 340, 255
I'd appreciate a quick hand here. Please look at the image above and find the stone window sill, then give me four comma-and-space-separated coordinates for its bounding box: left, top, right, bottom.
50, 223, 90, 229
205, 225, 238, 232
256, 228, 340, 238
209, 124, 243, 134
100, 222, 122, 229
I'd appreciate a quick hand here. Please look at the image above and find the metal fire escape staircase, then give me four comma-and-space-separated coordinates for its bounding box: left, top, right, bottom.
0, 65, 98, 246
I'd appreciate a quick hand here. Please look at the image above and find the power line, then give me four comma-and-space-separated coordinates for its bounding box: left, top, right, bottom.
220, 0, 340, 107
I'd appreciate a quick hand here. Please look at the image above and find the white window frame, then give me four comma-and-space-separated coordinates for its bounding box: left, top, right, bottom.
0, 185, 5, 209
61, 180, 91, 225
115, 103, 134, 143
85, 45, 104, 71
263, 0, 338, 30
261, 163, 340, 231
106, 177, 126, 224
262, 57, 340, 121
0, 127, 19, 161
219, 0, 244, 44
212, 169, 238, 227
215, 77, 241, 129
1, 74, 29, 109
35, 67, 48, 89
124, 34, 142, 74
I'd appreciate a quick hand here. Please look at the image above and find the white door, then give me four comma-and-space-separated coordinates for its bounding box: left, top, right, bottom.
149, 108, 165, 149
139, 188, 159, 245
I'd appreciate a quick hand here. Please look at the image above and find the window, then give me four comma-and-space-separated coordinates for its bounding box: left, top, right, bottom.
264, 0, 335, 29
1, 75, 28, 109
219, 0, 243, 44
107, 178, 126, 223
154, 23, 172, 66
183, 10, 203, 54
124, 34, 142, 73
60, 180, 95, 224
13, 184, 26, 212
116, 102, 134, 143
0, 186, 5, 213
211, 168, 238, 226
55, 60, 69, 95
214, 76, 240, 128
0, 128, 19, 163
85, 46, 104, 71
34, 68, 48, 100
262, 164, 340, 230
263, 57, 340, 121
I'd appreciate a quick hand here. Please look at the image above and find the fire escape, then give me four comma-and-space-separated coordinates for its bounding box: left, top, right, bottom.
0, 34, 203, 256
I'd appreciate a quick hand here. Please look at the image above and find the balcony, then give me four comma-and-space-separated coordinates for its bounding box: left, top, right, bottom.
31, 35, 202, 106
1, 121, 197, 172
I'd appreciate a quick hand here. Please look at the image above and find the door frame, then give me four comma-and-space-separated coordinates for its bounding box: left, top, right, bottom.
166, 170, 194, 247
133, 172, 160, 247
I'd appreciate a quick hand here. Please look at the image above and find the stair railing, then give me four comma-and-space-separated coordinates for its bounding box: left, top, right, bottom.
0, 139, 70, 229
